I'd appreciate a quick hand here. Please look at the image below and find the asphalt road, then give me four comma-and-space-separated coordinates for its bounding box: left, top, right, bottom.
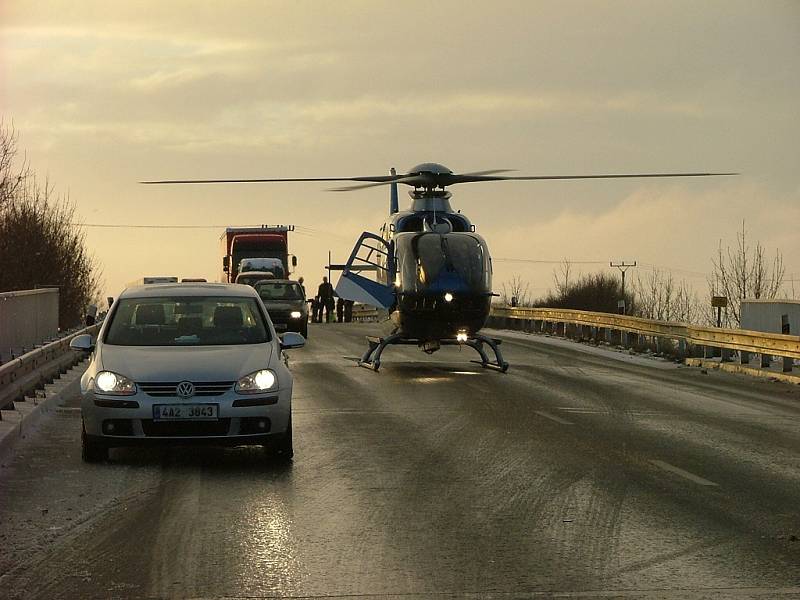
1, 323, 799, 599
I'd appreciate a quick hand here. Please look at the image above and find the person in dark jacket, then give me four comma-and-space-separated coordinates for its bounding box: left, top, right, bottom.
344, 299, 354, 323
336, 297, 344, 323
311, 296, 320, 323
317, 276, 335, 323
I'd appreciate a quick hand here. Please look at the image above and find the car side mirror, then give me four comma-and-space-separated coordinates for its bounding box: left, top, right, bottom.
280, 332, 305, 350
70, 334, 94, 352
291, 255, 298, 267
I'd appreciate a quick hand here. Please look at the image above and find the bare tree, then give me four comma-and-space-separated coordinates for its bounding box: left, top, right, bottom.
708, 221, 785, 326
501, 275, 530, 307
633, 269, 700, 323
552, 258, 572, 298
0, 123, 102, 327
0, 122, 28, 207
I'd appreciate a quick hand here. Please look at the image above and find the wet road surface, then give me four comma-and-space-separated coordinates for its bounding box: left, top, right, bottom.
1, 323, 800, 598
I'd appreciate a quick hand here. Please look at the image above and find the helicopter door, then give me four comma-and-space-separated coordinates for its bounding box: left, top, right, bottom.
334, 232, 395, 309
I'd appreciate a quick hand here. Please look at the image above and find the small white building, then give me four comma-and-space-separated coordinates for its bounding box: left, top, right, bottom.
740, 299, 800, 335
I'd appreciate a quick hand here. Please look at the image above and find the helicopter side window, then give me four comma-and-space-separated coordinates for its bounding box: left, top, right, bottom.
397, 215, 424, 232
448, 215, 470, 232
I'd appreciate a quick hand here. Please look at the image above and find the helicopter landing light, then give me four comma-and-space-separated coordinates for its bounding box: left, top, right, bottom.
444, 292, 454, 302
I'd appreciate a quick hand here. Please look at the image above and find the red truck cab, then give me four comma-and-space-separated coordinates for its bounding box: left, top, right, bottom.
220, 226, 296, 283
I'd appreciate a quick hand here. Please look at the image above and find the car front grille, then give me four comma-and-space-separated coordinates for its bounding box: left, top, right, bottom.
141, 419, 231, 437
138, 381, 234, 397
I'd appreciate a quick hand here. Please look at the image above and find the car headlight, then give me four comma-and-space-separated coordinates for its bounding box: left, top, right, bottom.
94, 371, 137, 395
235, 369, 277, 394
290, 311, 302, 319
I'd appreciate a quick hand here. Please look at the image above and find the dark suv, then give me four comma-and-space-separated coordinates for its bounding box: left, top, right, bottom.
255, 280, 308, 338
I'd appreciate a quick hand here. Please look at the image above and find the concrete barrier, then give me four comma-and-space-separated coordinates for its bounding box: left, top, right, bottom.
0, 288, 59, 363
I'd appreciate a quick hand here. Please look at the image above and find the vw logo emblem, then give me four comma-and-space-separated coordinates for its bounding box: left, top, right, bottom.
176, 381, 195, 399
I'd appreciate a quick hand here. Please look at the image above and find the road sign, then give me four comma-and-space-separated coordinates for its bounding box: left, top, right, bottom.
711, 296, 728, 308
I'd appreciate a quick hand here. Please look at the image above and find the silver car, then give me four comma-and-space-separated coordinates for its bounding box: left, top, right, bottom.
70, 283, 304, 463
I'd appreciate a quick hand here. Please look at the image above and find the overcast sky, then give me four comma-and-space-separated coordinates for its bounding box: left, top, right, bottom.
2, 1, 798, 300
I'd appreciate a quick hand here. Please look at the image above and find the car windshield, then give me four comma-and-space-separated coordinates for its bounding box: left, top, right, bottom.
239, 258, 285, 276
104, 296, 270, 346
256, 281, 304, 301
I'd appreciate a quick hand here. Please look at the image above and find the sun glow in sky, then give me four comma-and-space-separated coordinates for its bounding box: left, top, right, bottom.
2, 1, 798, 300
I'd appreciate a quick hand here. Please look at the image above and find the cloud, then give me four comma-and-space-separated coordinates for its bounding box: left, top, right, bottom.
488, 179, 800, 296
2, 1, 797, 298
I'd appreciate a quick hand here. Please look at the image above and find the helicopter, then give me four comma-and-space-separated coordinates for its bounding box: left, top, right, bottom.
142, 163, 734, 372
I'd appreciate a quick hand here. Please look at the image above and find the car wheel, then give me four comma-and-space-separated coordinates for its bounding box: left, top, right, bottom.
301, 323, 308, 339
82, 423, 108, 463
266, 417, 293, 461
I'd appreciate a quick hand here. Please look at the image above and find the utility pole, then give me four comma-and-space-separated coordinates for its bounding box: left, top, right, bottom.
610, 261, 636, 314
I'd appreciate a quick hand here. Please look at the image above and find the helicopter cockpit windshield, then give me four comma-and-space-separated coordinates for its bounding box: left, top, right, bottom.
395, 232, 491, 294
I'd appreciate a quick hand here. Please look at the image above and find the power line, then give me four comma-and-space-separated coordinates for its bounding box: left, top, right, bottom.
73, 222, 349, 238
494, 257, 708, 276
493, 258, 607, 265
76, 223, 262, 229
69, 227, 797, 284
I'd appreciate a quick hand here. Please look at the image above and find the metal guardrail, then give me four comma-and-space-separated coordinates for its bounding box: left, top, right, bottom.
0, 323, 101, 416
489, 306, 800, 370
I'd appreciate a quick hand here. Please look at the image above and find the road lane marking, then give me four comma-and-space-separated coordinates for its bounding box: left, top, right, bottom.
649, 460, 719, 487
535, 410, 574, 425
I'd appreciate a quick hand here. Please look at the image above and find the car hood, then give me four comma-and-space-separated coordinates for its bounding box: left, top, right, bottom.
98, 343, 274, 382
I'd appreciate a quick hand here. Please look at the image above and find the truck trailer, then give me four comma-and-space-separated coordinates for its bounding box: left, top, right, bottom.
219, 225, 296, 283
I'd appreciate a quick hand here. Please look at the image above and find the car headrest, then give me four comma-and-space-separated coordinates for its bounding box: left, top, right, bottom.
177, 316, 203, 335
135, 304, 165, 325
213, 305, 243, 328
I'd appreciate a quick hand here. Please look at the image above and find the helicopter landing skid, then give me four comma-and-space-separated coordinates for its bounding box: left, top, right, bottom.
358, 332, 509, 373
465, 333, 509, 373
359, 334, 404, 371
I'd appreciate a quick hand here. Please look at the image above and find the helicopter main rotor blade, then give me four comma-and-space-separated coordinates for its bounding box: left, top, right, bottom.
329, 175, 423, 192
330, 170, 737, 190
447, 172, 738, 184
141, 170, 737, 188
330, 170, 517, 191
139, 176, 399, 185
459, 169, 515, 177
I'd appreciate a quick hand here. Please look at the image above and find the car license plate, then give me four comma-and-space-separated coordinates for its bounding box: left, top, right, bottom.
153, 404, 218, 421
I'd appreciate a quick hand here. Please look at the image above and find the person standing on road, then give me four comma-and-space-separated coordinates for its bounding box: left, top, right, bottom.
344, 299, 354, 323
317, 276, 335, 323
298, 277, 313, 322
311, 296, 320, 323
336, 297, 344, 323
